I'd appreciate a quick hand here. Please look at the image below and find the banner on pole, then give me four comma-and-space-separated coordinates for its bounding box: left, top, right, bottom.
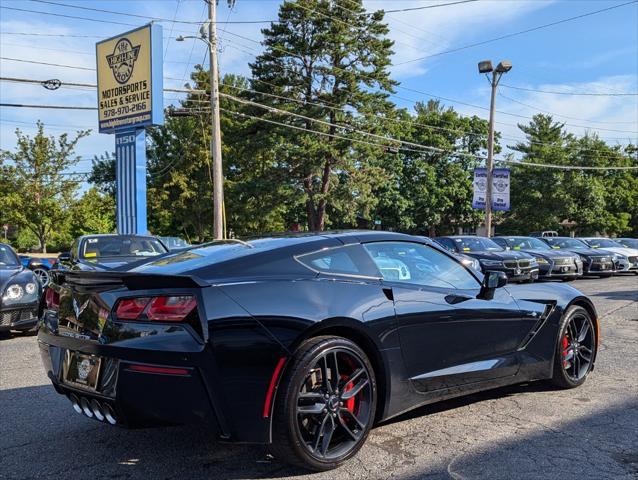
491, 168, 510, 211
472, 168, 510, 211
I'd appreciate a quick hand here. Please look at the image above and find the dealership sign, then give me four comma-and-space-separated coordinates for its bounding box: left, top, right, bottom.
472, 168, 510, 211
96, 23, 163, 134
96, 24, 163, 234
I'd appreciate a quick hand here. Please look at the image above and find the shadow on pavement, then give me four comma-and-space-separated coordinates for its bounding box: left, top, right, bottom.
4, 382, 636, 480
398, 399, 638, 480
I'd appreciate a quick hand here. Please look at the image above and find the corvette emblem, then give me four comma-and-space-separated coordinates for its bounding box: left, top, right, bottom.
73, 297, 89, 319
77, 359, 93, 381
106, 38, 141, 84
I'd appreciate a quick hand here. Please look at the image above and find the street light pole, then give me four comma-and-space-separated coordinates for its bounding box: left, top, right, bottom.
208, 0, 224, 240
478, 60, 512, 238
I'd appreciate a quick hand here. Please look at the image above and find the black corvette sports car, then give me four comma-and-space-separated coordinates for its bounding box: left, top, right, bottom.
1, 243, 41, 333
434, 235, 540, 282
38, 231, 598, 471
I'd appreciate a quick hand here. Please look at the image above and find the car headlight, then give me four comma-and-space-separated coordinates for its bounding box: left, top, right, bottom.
3, 284, 24, 301
535, 257, 548, 264
25, 282, 37, 295
480, 259, 503, 267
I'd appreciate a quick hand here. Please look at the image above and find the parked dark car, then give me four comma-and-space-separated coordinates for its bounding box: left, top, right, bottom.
19, 255, 57, 286
538, 237, 615, 277
1, 243, 41, 333
492, 236, 583, 281
616, 238, 638, 249
434, 235, 539, 282
38, 231, 598, 470
57, 234, 169, 271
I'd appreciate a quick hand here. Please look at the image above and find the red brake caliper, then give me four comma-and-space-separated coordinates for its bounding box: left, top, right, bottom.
561, 335, 570, 368
341, 375, 356, 413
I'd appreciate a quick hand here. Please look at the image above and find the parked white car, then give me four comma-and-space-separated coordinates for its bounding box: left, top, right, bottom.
580, 238, 638, 274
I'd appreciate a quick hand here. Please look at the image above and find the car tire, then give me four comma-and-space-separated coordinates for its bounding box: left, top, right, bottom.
270, 335, 377, 471
550, 306, 596, 389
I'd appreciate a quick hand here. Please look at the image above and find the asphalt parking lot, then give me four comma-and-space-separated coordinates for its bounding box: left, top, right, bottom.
1, 275, 636, 480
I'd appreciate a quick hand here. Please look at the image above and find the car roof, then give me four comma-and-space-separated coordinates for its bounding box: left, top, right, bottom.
80, 234, 160, 240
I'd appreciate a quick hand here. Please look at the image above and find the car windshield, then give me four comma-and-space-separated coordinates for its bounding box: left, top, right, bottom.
618, 239, 638, 249
453, 237, 503, 252
0, 244, 20, 267
507, 237, 551, 251
545, 238, 589, 250
81, 236, 167, 259
584, 238, 623, 249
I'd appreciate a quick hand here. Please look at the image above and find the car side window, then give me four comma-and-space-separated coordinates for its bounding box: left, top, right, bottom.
363, 242, 480, 290
435, 238, 456, 252
296, 245, 378, 277
492, 238, 508, 249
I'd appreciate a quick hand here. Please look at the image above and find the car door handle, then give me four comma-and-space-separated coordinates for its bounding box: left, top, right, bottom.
444, 293, 473, 305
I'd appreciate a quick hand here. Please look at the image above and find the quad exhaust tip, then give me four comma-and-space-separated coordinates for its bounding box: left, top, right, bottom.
68, 394, 117, 425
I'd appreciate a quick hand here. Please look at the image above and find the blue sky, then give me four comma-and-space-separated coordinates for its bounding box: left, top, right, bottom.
1, 0, 637, 182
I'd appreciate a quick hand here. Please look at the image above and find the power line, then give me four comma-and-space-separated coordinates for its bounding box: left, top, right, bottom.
394, 0, 638, 65
497, 91, 638, 125
0, 57, 94, 71
499, 83, 638, 97
219, 107, 638, 170
0, 4, 272, 28
29, 0, 275, 24
0, 103, 96, 110
179, 22, 638, 135
383, 0, 479, 13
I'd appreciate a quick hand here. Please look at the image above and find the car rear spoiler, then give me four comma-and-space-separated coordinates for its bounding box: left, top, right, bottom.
57, 271, 209, 290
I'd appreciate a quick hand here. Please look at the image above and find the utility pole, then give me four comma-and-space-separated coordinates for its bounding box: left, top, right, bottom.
478, 60, 512, 237
208, 0, 224, 239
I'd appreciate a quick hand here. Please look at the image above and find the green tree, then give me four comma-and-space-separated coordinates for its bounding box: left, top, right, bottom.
500, 114, 574, 234
249, 0, 397, 231
67, 188, 116, 238
88, 152, 116, 199
0, 122, 90, 252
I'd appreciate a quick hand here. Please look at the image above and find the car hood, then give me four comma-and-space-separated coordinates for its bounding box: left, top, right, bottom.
463, 250, 533, 261
590, 247, 638, 258
553, 248, 614, 257
0, 267, 36, 291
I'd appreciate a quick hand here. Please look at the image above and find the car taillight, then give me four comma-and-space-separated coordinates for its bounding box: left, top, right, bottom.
147, 296, 197, 321
115, 297, 151, 320
45, 288, 60, 309
114, 296, 196, 322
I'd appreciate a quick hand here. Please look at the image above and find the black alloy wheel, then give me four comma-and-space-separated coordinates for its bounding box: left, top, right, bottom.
270, 336, 376, 471
551, 306, 596, 388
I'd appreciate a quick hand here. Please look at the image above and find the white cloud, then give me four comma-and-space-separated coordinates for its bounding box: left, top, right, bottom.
362, 0, 553, 78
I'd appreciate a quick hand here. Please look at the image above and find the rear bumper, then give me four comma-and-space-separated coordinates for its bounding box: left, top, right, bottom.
37, 330, 225, 433
0, 305, 38, 332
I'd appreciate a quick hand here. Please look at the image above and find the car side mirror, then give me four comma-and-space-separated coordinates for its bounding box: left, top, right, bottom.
478, 271, 508, 300
58, 251, 71, 263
